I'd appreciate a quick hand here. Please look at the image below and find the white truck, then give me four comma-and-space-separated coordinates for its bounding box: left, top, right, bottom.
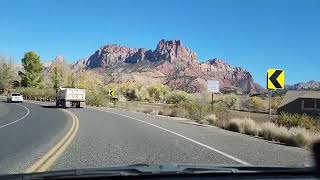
56, 88, 86, 108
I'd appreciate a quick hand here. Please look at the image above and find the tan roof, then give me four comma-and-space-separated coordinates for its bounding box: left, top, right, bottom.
279, 90, 320, 108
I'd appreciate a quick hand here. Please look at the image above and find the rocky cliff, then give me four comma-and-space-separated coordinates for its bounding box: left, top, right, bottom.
287, 80, 320, 90
74, 39, 264, 93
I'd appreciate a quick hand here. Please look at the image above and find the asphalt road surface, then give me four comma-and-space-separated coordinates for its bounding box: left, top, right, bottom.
51, 103, 312, 170
0, 100, 314, 175
0, 99, 71, 174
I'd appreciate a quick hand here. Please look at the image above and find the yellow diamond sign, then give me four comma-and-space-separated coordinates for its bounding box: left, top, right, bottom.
267, 69, 284, 90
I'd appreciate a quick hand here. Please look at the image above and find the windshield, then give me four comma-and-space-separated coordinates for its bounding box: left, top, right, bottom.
0, 0, 319, 176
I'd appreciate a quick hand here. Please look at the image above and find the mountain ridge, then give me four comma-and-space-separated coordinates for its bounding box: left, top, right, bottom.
14, 39, 267, 94
71, 39, 264, 93
286, 80, 320, 91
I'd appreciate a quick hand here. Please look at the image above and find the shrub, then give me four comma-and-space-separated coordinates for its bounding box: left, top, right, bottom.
198, 119, 210, 125
271, 95, 283, 109
150, 109, 159, 115
165, 90, 189, 104
158, 107, 172, 116
224, 118, 260, 135
86, 89, 107, 107
180, 102, 211, 121
15, 87, 56, 101
259, 122, 291, 143
147, 84, 170, 102
286, 127, 320, 148
211, 95, 239, 110
276, 112, 316, 129
226, 119, 241, 132
259, 122, 281, 141
204, 114, 217, 125
135, 108, 152, 114
240, 118, 259, 136
247, 96, 266, 112
169, 107, 188, 118
134, 86, 150, 101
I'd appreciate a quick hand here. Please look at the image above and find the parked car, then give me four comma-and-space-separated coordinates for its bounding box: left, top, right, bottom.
7, 93, 23, 103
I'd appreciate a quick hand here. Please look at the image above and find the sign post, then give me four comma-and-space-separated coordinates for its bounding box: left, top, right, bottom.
267, 69, 285, 121
211, 92, 214, 109
268, 90, 272, 121
207, 80, 219, 109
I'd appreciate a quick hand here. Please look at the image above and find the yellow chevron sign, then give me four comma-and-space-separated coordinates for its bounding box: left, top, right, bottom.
109, 90, 115, 96
267, 69, 285, 90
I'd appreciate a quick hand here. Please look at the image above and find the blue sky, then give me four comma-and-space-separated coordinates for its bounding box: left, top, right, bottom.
1, 0, 319, 86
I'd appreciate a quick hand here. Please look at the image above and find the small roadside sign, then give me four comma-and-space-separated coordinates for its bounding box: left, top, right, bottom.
109, 90, 115, 96
267, 69, 285, 90
207, 80, 219, 93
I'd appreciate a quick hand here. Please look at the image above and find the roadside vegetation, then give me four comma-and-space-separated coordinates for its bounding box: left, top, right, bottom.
144, 107, 320, 149
1, 51, 319, 150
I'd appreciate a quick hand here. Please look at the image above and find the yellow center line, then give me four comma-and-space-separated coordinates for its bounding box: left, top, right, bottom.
25, 109, 79, 173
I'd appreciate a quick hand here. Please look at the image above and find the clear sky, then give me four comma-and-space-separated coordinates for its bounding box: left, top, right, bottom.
1, 0, 319, 86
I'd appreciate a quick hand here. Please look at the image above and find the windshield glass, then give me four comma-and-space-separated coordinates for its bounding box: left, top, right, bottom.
0, 0, 319, 176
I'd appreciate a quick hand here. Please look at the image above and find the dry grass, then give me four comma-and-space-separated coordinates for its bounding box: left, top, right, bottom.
135, 104, 320, 149
287, 127, 320, 148
169, 107, 188, 118
158, 107, 172, 116
240, 118, 260, 136
207, 116, 320, 149
204, 114, 218, 125
259, 122, 290, 142
276, 112, 317, 129
225, 119, 241, 132
224, 118, 260, 136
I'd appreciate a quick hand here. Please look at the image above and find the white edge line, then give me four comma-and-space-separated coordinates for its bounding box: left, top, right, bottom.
23, 102, 251, 165
104, 110, 251, 166
0, 104, 30, 129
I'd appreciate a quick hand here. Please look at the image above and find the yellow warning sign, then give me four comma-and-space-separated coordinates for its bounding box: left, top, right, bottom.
267, 69, 284, 90
109, 90, 115, 96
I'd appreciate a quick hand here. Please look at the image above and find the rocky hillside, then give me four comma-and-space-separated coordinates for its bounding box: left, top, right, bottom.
287, 80, 320, 90
73, 39, 263, 93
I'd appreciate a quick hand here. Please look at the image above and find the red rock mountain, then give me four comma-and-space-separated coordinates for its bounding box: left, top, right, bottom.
287, 80, 320, 90
73, 39, 264, 93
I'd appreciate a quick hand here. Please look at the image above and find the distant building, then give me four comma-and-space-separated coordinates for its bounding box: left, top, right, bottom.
278, 90, 320, 115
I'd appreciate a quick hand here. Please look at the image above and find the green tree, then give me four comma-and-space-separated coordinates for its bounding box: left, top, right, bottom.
66, 72, 76, 88
0, 57, 15, 91
50, 64, 62, 89
19, 51, 43, 87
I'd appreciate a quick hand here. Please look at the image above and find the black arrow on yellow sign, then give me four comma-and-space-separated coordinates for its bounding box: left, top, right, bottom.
269, 70, 282, 88
109, 90, 115, 96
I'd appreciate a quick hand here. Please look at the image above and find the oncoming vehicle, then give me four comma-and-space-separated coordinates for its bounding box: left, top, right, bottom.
6, 93, 23, 103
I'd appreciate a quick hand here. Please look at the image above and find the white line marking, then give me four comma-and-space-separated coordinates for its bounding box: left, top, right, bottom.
105, 110, 251, 165
0, 104, 30, 129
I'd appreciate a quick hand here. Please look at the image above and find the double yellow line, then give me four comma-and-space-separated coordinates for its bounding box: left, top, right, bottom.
25, 109, 79, 173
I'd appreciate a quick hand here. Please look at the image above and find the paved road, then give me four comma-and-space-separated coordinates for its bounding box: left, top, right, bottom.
0, 100, 71, 174
48, 103, 313, 171
0, 100, 313, 174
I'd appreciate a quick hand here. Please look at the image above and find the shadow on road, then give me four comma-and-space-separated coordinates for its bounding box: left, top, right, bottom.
41, 105, 83, 109
41, 105, 60, 109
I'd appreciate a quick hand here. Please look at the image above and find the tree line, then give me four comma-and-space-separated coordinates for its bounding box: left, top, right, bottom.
0, 51, 78, 92
0, 51, 275, 110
